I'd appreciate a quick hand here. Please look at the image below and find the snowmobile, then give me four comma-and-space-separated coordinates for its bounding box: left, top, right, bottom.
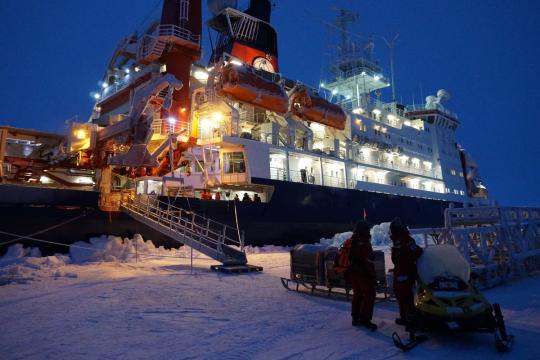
392, 244, 514, 352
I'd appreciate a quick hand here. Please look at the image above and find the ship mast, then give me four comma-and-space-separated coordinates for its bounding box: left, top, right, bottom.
322, 9, 389, 111
382, 34, 399, 102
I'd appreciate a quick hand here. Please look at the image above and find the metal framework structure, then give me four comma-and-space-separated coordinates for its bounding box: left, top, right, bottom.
121, 194, 247, 265
411, 206, 540, 288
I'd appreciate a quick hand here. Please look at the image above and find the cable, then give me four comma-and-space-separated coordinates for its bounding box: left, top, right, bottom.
0, 230, 216, 263
0, 213, 88, 248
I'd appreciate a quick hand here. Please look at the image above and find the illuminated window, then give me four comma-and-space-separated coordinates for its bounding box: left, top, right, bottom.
450, 169, 457, 176
223, 152, 245, 174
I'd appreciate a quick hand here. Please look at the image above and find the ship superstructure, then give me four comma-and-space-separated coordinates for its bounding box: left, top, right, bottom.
139, 0, 487, 205
0, 0, 490, 248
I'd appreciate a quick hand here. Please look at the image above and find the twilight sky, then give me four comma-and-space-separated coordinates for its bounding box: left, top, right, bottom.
1, 0, 539, 206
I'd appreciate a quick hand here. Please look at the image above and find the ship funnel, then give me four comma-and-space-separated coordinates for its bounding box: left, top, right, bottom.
246, 0, 272, 22
161, 0, 181, 25
208, 0, 238, 15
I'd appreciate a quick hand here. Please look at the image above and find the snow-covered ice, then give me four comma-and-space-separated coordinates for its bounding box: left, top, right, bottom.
0, 236, 539, 359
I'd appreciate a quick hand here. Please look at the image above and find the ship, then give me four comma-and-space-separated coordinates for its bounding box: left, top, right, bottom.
0, 0, 490, 255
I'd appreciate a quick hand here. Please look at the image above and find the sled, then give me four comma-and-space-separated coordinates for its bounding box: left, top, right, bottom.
281, 244, 391, 301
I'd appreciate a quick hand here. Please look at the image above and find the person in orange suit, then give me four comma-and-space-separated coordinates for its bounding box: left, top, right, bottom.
347, 221, 378, 330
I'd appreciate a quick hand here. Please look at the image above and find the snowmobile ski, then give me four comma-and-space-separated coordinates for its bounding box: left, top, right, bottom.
493, 303, 514, 352
392, 332, 428, 351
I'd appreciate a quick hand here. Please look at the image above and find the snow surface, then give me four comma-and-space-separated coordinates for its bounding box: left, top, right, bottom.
1, 236, 539, 359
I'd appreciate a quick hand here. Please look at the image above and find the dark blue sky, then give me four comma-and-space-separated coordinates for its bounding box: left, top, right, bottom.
1, 0, 539, 206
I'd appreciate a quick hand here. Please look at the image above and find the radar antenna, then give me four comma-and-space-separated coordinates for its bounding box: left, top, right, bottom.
333, 9, 359, 59
321, 8, 389, 111
329, 8, 380, 78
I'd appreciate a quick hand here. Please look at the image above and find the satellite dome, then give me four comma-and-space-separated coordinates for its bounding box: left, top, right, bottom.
208, 0, 238, 15
425, 95, 437, 107
437, 89, 450, 102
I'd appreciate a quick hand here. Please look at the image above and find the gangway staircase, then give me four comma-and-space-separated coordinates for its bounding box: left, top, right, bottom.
121, 195, 262, 272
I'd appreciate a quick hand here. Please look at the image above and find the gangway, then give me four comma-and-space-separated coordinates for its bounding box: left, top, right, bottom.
121, 195, 259, 270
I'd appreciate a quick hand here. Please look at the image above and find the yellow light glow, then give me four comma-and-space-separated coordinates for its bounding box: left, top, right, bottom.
193, 70, 209, 81
75, 129, 87, 140
200, 117, 212, 130
212, 112, 223, 122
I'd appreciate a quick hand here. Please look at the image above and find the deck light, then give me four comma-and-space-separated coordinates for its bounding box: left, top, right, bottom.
331, 89, 338, 95
75, 129, 87, 140
193, 70, 209, 81
212, 112, 223, 122
93, 93, 100, 100
168, 117, 177, 125
230, 59, 243, 66
374, 75, 381, 81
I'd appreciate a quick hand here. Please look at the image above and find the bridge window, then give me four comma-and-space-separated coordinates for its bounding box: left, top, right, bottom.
223, 152, 246, 174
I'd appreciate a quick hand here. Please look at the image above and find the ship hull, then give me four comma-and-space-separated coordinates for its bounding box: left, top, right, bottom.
0, 180, 457, 255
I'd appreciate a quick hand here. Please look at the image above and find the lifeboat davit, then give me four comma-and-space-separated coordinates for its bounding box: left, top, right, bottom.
214, 63, 288, 114
289, 86, 346, 130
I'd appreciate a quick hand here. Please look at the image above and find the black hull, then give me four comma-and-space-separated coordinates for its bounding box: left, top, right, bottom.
0, 180, 458, 255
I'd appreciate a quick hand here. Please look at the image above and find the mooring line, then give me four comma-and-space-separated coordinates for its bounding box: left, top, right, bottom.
0, 212, 88, 247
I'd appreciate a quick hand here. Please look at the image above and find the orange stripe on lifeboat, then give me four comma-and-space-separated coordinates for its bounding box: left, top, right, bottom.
289, 86, 346, 130
215, 64, 288, 114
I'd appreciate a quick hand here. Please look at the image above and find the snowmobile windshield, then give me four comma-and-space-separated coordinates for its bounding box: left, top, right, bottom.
417, 245, 471, 289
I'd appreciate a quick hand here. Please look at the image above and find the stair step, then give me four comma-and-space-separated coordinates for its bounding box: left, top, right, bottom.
121, 196, 247, 266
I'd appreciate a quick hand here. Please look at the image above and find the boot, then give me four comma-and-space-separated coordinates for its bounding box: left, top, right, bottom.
359, 319, 378, 331
395, 317, 407, 326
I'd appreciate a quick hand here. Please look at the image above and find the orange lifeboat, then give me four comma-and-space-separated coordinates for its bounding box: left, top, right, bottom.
289, 86, 346, 130
215, 63, 288, 114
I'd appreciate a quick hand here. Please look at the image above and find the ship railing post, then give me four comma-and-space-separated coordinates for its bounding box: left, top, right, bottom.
241, 230, 245, 251
221, 227, 227, 248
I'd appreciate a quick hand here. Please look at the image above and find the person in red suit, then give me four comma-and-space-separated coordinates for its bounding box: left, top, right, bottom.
346, 221, 378, 330
390, 218, 423, 326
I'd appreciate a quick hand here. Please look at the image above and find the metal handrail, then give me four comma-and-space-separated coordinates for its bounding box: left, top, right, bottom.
410, 205, 540, 289
157, 24, 201, 45
406, 103, 459, 120
355, 155, 440, 179
124, 195, 243, 249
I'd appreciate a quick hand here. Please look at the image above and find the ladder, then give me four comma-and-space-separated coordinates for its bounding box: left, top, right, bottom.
121, 195, 247, 265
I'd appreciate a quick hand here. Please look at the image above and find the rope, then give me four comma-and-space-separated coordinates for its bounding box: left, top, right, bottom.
0, 229, 217, 263
0, 213, 88, 248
